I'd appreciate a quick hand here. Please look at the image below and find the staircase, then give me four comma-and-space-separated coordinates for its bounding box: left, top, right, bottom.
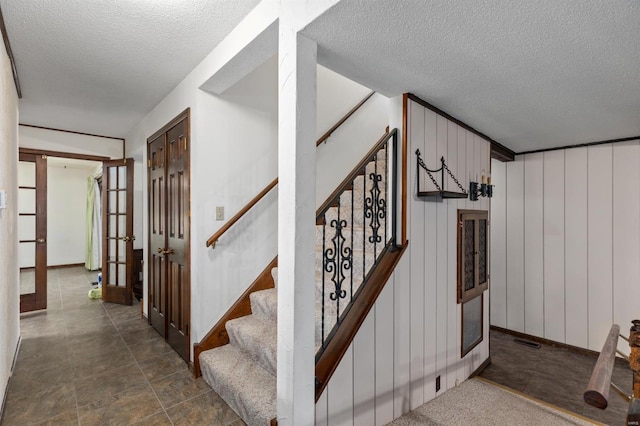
199, 134, 395, 425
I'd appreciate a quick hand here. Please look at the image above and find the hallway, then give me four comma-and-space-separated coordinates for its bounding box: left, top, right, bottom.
1, 267, 242, 425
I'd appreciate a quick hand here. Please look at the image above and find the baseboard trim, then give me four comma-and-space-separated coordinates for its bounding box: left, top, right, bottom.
1, 336, 21, 423
490, 325, 600, 358
469, 355, 491, 378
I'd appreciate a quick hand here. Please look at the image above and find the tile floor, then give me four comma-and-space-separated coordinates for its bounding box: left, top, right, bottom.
480, 328, 634, 425
1, 266, 244, 426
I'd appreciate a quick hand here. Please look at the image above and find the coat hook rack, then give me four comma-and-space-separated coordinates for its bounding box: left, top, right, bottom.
415, 149, 468, 201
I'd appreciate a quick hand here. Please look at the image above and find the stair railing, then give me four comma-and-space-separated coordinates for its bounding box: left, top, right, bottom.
315, 128, 400, 358
205, 90, 376, 249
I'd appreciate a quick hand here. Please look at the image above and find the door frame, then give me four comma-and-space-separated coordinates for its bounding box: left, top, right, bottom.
146, 108, 191, 361
18, 148, 111, 312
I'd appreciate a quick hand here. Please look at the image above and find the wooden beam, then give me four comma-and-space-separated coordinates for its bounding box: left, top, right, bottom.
584, 324, 621, 409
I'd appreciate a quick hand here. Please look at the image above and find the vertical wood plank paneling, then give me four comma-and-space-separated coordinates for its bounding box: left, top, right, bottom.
613, 141, 640, 353
375, 278, 395, 426
446, 121, 459, 388
587, 144, 613, 351
316, 388, 328, 426
543, 150, 565, 343
422, 108, 438, 403
353, 311, 375, 426
408, 103, 425, 410
505, 157, 525, 332
489, 159, 507, 328
393, 252, 411, 418
456, 127, 468, 379
479, 139, 490, 364
523, 153, 544, 337
435, 115, 449, 393
463, 129, 477, 377
564, 148, 589, 348
327, 345, 354, 426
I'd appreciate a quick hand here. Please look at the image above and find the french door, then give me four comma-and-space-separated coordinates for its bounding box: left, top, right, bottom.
101, 159, 135, 305
148, 110, 191, 362
18, 153, 47, 312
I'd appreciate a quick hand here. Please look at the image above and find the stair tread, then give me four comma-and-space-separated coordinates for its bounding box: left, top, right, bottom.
200, 344, 276, 426
227, 314, 277, 375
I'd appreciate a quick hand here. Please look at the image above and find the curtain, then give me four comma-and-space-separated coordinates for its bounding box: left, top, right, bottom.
85, 167, 102, 270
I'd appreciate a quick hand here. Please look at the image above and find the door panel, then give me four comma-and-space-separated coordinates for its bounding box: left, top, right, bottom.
102, 158, 134, 305
147, 112, 190, 362
19, 153, 47, 312
148, 134, 167, 337
166, 121, 190, 361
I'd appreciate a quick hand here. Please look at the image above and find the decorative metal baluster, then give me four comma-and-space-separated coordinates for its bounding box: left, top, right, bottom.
362, 166, 366, 284
365, 153, 386, 261
323, 201, 351, 327
350, 178, 354, 301
384, 141, 388, 245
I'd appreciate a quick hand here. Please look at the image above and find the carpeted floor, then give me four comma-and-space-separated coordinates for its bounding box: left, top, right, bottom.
388, 378, 600, 426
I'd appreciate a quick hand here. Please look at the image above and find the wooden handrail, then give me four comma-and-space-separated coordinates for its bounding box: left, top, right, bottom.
206, 90, 377, 248
584, 324, 621, 409
206, 178, 278, 247
316, 91, 375, 146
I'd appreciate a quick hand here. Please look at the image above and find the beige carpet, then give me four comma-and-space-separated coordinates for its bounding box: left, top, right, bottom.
388, 378, 602, 426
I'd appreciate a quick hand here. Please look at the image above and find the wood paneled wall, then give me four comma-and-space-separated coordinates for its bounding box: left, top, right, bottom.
316, 98, 491, 425
490, 140, 640, 353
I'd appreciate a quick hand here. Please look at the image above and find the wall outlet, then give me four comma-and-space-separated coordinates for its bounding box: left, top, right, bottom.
435, 375, 441, 392
216, 206, 224, 221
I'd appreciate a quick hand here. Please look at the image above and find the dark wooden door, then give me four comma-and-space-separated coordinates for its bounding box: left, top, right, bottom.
148, 110, 191, 362
18, 153, 47, 312
148, 134, 167, 338
101, 159, 134, 305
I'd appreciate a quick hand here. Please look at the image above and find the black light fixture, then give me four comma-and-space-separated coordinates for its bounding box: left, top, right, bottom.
469, 169, 493, 201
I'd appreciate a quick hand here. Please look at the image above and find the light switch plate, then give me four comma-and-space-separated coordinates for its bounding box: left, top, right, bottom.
216, 206, 224, 221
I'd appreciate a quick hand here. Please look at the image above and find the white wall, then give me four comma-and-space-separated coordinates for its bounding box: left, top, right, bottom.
126, 34, 388, 356
19, 125, 123, 159
47, 160, 100, 266
491, 141, 640, 354
0, 41, 20, 416
317, 97, 491, 425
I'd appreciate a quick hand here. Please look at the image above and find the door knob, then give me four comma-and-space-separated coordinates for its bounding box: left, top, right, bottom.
123, 235, 136, 242
157, 248, 175, 255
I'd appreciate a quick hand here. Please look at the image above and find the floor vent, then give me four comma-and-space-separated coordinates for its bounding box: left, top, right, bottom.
514, 338, 541, 349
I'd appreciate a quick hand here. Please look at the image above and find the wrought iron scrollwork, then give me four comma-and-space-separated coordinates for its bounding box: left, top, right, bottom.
324, 219, 352, 301
364, 171, 386, 244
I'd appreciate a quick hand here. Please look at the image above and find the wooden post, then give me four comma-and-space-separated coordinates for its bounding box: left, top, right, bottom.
584, 324, 621, 409
629, 320, 640, 398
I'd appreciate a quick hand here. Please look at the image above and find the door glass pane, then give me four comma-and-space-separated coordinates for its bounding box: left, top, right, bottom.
20, 269, 35, 295
109, 215, 117, 238
18, 188, 36, 214
109, 263, 116, 285
19, 242, 35, 269
18, 161, 35, 187
118, 264, 126, 287
464, 219, 475, 291
118, 190, 126, 213
109, 191, 117, 214
18, 216, 35, 241
108, 167, 117, 189
109, 239, 116, 262
118, 239, 125, 262
118, 166, 127, 189
118, 215, 126, 237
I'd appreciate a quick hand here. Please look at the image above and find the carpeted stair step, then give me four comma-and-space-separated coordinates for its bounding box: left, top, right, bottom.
199, 344, 276, 426
250, 287, 278, 322
226, 314, 277, 376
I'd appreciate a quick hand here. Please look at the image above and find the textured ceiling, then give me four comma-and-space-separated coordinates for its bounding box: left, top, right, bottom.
303, 0, 640, 152
0, 0, 260, 137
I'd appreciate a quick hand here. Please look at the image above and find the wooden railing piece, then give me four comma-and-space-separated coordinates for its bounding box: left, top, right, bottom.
584, 324, 621, 409
316, 91, 375, 146
206, 179, 278, 248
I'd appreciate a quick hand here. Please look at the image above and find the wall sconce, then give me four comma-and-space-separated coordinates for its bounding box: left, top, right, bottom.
469, 169, 493, 201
